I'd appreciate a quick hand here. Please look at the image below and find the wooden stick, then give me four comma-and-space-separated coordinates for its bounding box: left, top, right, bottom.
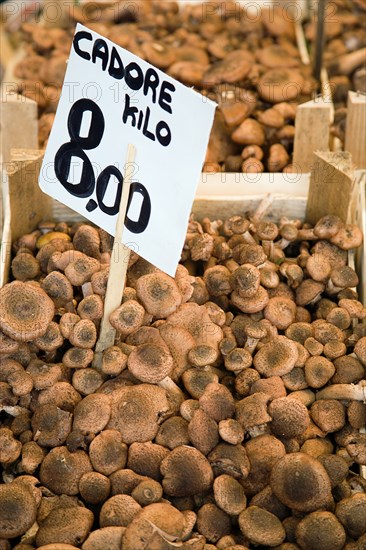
293, 97, 332, 173
306, 151, 355, 225
345, 91, 366, 170
93, 144, 136, 370
313, 0, 326, 87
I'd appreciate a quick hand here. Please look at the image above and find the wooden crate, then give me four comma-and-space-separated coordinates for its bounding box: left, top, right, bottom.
0, 149, 365, 485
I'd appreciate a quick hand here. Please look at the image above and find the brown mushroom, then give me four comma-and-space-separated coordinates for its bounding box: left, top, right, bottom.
109, 300, 145, 337
257, 68, 304, 103
0, 281, 55, 341
214, 474, 247, 516
32, 404, 72, 447
69, 319, 97, 349
0, 482, 37, 539
79, 471, 110, 505
35, 506, 94, 548
254, 336, 298, 377
122, 502, 185, 550
100, 494, 141, 528
270, 452, 333, 512
269, 397, 310, 438
232, 118, 265, 146
41, 272, 74, 307
295, 511, 346, 550
160, 445, 213, 497
40, 446, 92, 495
73, 394, 111, 435
82, 527, 124, 550
239, 506, 286, 547
127, 343, 174, 384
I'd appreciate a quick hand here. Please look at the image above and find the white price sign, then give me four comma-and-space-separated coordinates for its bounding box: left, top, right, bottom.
40, 24, 216, 276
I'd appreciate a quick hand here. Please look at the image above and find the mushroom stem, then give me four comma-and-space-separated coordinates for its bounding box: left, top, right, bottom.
251, 194, 274, 223
328, 48, 366, 76
316, 381, 366, 402
82, 282, 94, 297
158, 376, 185, 400
296, 228, 317, 240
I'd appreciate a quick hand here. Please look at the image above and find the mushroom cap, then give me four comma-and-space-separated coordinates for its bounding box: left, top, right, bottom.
269, 397, 310, 438
330, 265, 359, 288
257, 44, 300, 68
106, 384, 169, 444
296, 280, 325, 306
69, 319, 97, 349
136, 272, 182, 319
330, 224, 363, 250
100, 494, 141, 528
127, 343, 174, 384
0, 482, 37, 539
188, 409, 219, 456
354, 336, 366, 365
270, 452, 333, 512
232, 118, 265, 146
73, 394, 111, 435
40, 446, 92, 495
258, 68, 304, 103
41, 271, 74, 307
238, 506, 286, 547
295, 511, 346, 550
155, 416, 190, 450
235, 392, 271, 430
230, 265, 260, 297
0, 281, 55, 341
109, 300, 145, 336
127, 441, 169, 481
160, 445, 213, 497
196, 503, 231, 543
264, 296, 296, 330
167, 302, 223, 350
79, 471, 111, 505
203, 50, 252, 86
32, 404, 72, 447
253, 336, 298, 377
89, 430, 127, 476
310, 399, 345, 433
35, 506, 94, 548
335, 493, 366, 539
77, 293, 104, 321
122, 503, 185, 550
314, 215, 344, 239
231, 286, 269, 314
213, 474, 247, 516
81, 527, 124, 550
305, 356, 335, 388
208, 442, 250, 480
199, 382, 235, 422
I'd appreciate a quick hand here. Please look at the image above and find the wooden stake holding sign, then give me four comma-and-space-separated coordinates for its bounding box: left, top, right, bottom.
345, 91, 366, 170
93, 144, 136, 369
39, 24, 216, 365
293, 97, 332, 173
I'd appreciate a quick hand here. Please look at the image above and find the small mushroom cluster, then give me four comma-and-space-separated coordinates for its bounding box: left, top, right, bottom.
0, 203, 365, 549
13, 1, 318, 172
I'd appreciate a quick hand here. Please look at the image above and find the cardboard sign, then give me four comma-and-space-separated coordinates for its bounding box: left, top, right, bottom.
39, 23, 216, 276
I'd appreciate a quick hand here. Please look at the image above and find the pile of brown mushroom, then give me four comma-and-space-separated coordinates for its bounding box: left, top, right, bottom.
304, 0, 366, 144
0, 202, 365, 549
13, 0, 318, 172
